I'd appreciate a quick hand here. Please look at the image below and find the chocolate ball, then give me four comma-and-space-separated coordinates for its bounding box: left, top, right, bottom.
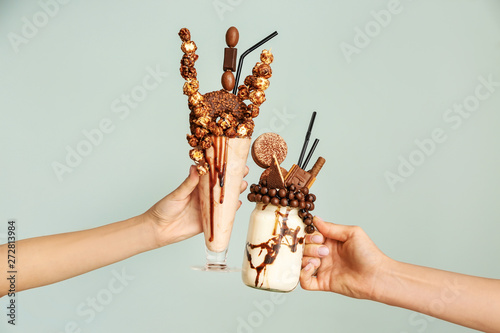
306, 194, 315, 202
309, 203, 315, 211
289, 184, 296, 192
250, 184, 255, 193
301, 187, 309, 195
298, 209, 306, 218
271, 197, 280, 206
278, 189, 287, 198
268, 188, 277, 197
262, 195, 270, 204
255, 194, 262, 202
247, 193, 255, 202
305, 225, 315, 234
221, 71, 235, 91
254, 185, 261, 194
290, 200, 299, 208
280, 198, 288, 207
288, 192, 295, 200
304, 218, 313, 225
309, 194, 316, 202
306, 213, 313, 220
261, 179, 267, 187
260, 187, 268, 195
295, 192, 304, 201
299, 201, 306, 209
305, 202, 312, 210
225, 26, 239, 47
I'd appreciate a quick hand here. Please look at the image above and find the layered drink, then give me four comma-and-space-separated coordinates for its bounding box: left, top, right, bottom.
242, 132, 325, 291
178, 27, 275, 270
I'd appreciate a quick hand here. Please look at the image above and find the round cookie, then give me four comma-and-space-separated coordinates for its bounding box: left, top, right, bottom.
251, 133, 287, 169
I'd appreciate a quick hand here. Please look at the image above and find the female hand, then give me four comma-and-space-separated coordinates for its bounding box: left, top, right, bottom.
144, 165, 249, 248
300, 216, 392, 299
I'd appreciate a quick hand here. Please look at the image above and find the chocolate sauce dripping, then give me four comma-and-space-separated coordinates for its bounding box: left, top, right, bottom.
245, 206, 305, 287
208, 136, 229, 242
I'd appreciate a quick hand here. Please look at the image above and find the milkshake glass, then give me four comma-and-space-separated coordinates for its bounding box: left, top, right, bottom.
196, 136, 251, 271
242, 203, 306, 292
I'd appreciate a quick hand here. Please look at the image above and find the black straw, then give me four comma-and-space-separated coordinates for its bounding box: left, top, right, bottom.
302, 138, 319, 170
232, 31, 278, 95
297, 111, 317, 168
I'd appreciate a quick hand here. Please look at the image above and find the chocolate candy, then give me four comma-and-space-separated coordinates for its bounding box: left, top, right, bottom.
255, 194, 262, 202
268, 188, 277, 197
280, 198, 288, 207
278, 188, 287, 198
262, 195, 270, 204
248, 193, 256, 202
260, 187, 268, 195
251, 133, 288, 169
304, 218, 313, 226
271, 197, 280, 206
285, 164, 311, 189
225, 26, 239, 47
290, 200, 299, 208
305, 225, 315, 234
223, 48, 237, 72
221, 71, 235, 91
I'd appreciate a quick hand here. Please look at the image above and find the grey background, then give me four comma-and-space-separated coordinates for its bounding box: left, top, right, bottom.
1, 0, 499, 332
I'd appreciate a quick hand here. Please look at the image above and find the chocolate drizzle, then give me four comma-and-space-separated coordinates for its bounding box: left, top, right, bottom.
245, 206, 305, 287
208, 136, 229, 242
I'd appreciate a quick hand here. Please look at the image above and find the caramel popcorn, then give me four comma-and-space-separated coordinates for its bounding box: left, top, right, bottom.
188, 92, 203, 107
192, 104, 209, 118
183, 79, 199, 95
189, 148, 204, 162
178, 28, 191, 42
249, 90, 266, 105
194, 116, 211, 128
225, 127, 237, 138
247, 104, 259, 118
196, 163, 209, 176
253, 77, 269, 91
200, 136, 212, 149
181, 41, 197, 54
260, 49, 274, 64
181, 54, 198, 67
194, 126, 208, 138
180, 66, 197, 80
252, 63, 272, 79
186, 134, 199, 147
244, 75, 255, 89
237, 85, 249, 100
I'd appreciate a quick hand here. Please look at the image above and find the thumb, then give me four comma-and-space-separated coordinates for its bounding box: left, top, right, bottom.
314, 216, 352, 243
169, 165, 200, 201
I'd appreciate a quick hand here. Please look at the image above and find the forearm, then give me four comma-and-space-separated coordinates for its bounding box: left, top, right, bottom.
373, 260, 500, 332
0, 214, 156, 296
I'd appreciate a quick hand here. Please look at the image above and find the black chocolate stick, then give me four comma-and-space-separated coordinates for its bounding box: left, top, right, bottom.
232, 31, 278, 95
297, 111, 317, 168
302, 138, 319, 170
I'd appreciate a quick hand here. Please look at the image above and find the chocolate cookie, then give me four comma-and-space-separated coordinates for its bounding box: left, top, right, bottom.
251, 133, 287, 169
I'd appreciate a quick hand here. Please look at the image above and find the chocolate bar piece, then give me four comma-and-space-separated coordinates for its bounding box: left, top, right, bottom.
223, 47, 237, 72
285, 164, 311, 189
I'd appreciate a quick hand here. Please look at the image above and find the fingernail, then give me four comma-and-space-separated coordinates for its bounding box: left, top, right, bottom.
308, 258, 320, 266
318, 246, 329, 256
303, 263, 313, 272
311, 235, 322, 244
